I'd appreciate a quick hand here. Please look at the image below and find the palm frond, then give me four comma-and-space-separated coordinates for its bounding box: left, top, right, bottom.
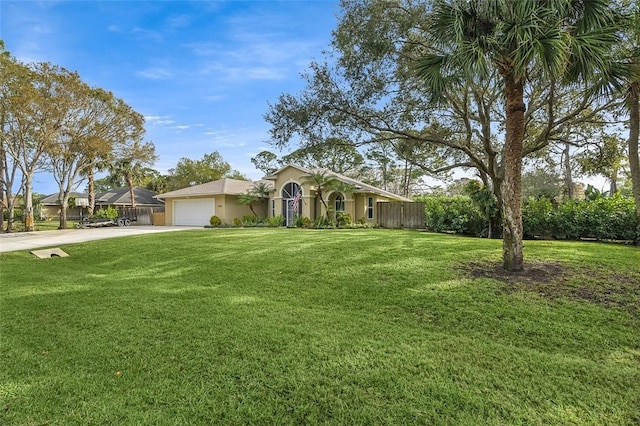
414, 54, 450, 104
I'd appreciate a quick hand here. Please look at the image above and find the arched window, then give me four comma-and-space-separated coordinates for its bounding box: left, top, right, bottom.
335, 194, 345, 212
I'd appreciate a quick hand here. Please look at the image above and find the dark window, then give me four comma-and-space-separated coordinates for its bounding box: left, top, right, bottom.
335, 194, 345, 212
367, 197, 374, 219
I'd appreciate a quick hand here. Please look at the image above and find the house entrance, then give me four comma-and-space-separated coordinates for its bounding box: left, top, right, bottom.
281, 182, 301, 227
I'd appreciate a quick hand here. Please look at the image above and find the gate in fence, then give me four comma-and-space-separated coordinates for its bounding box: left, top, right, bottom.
377, 202, 425, 229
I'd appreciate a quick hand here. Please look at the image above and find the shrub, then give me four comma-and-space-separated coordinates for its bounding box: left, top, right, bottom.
417, 195, 484, 236
233, 217, 242, 227
209, 215, 222, 227
357, 216, 367, 225
336, 212, 352, 228
295, 216, 312, 228
522, 197, 554, 239
95, 206, 118, 220
266, 215, 285, 227
314, 216, 334, 229
552, 195, 638, 241
522, 195, 638, 241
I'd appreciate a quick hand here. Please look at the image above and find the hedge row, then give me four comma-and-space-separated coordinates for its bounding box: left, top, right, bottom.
416, 195, 487, 236
522, 196, 638, 241
418, 195, 639, 242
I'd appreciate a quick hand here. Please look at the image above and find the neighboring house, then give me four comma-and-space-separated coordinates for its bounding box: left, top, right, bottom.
155, 165, 413, 227
155, 178, 273, 226
40, 192, 89, 220
95, 187, 165, 211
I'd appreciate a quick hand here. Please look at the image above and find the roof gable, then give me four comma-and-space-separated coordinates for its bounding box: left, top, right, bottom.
155, 178, 273, 199
263, 164, 413, 202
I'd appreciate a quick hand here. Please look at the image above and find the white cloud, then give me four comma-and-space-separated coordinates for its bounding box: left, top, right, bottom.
145, 115, 176, 126
172, 125, 190, 130
185, 26, 321, 83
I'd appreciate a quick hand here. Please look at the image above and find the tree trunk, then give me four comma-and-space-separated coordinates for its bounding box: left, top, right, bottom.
87, 165, 95, 217
58, 195, 68, 230
501, 72, 525, 272
609, 164, 618, 196
628, 82, 640, 221
562, 142, 574, 200
24, 175, 34, 232
489, 179, 503, 239
126, 176, 136, 209
0, 152, 4, 233
628, 81, 640, 244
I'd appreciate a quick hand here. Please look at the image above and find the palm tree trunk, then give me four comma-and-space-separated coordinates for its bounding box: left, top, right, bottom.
628, 82, 640, 221
317, 190, 330, 219
628, 82, 640, 245
501, 72, 525, 272
0, 151, 4, 233
126, 176, 136, 209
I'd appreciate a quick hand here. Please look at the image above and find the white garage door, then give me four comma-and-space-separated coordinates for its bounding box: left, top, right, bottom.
173, 199, 215, 226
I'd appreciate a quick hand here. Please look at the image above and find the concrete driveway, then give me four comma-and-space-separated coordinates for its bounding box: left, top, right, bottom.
0, 226, 199, 253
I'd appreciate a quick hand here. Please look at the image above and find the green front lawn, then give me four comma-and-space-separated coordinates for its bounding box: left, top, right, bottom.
1, 229, 638, 424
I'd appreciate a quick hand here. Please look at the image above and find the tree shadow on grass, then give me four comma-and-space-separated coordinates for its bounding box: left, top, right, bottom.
464, 261, 640, 317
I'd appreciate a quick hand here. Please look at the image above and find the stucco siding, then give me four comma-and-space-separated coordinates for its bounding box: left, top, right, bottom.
274, 166, 306, 185
223, 195, 256, 222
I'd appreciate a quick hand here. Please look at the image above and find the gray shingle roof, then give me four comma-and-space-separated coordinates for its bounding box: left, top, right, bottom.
155, 179, 274, 199
95, 187, 164, 206
40, 192, 88, 205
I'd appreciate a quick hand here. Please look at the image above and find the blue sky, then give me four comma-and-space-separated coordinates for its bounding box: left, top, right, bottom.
1, 0, 339, 194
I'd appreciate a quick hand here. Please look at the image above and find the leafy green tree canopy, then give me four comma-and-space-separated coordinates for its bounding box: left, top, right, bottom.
167, 151, 247, 191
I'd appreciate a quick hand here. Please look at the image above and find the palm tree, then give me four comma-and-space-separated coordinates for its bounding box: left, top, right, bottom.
109, 141, 156, 210
302, 170, 338, 219
237, 192, 259, 217
624, 5, 640, 223
251, 182, 271, 218
238, 182, 272, 219
417, 0, 621, 271
109, 159, 140, 209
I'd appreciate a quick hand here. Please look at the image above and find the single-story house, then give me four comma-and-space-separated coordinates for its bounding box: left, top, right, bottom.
40, 187, 165, 222
95, 187, 165, 225
155, 178, 273, 226
40, 192, 89, 220
155, 164, 413, 227
95, 187, 165, 211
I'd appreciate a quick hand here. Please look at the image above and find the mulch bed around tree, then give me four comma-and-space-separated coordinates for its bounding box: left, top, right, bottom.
465, 260, 640, 317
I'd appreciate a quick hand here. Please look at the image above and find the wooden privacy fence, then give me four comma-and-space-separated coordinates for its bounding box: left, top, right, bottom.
153, 212, 165, 226
114, 206, 163, 225
377, 202, 425, 229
